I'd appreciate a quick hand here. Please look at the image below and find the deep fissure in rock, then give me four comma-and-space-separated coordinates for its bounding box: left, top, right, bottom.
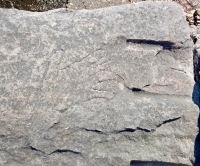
50, 149, 81, 155
117, 128, 136, 133
136, 127, 151, 132
157, 117, 181, 127
84, 128, 104, 134
29, 146, 44, 153
131, 88, 143, 92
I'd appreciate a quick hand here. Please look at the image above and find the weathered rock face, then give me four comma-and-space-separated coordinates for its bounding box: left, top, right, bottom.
0, 2, 198, 166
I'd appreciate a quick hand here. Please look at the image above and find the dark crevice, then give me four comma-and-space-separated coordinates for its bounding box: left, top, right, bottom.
116, 127, 151, 133
136, 127, 151, 132
124, 84, 144, 93
50, 149, 81, 155
56, 108, 68, 113
75, 118, 182, 136
83, 128, 104, 134
157, 117, 181, 128
131, 87, 143, 92
29, 146, 45, 154
155, 49, 163, 56
117, 128, 136, 133
126, 39, 182, 50
170, 67, 186, 74
116, 118, 181, 134
192, 36, 198, 44
48, 122, 60, 130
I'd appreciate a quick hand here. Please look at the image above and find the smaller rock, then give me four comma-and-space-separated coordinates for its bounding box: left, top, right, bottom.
186, 10, 195, 25
194, 9, 200, 25
196, 9, 200, 16
193, 38, 200, 83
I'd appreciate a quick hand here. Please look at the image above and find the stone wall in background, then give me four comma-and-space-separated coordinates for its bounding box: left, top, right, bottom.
0, 0, 200, 12
0, 0, 66, 11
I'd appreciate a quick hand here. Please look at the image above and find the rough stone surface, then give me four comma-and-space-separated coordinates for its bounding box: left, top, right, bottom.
0, 2, 198, 166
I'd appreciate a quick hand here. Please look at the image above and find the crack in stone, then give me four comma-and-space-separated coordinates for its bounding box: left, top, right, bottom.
58, 48, 104, 70
116, 127, 151, 133
92, 88, 109, 93
47, 121, 60, 131
117, 128, 136, 133
97, 78, 116, 83
82, 128, 104, 134
44, 116, 182, 142
155, 49, 163, 56
124, 84, 144, 93
157, 117, 181, 128
29, 146, 45, 154
49, 149, 81, 155
116, 117, 182, 133
112, 72, 125, 81
136, 127, 151, 132
56, 108, 68, 113
58, 54, 91, 70
29, 145, 80, 156
131, 88, 143, 92
170, 67, 187, 74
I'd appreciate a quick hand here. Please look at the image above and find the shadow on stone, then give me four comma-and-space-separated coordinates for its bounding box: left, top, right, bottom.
192, 83, 200, 165
126, 39, 178, 50
130, 160, 188, 166
192, 83, 200, 109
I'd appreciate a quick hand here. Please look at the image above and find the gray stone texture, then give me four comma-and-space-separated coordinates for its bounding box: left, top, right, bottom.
0, 2, 198, 166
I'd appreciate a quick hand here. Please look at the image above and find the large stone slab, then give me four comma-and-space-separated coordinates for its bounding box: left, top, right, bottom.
0, 2, 198, 166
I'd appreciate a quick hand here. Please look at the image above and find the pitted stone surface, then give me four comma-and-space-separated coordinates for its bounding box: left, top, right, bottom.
0, 2, 198, 166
